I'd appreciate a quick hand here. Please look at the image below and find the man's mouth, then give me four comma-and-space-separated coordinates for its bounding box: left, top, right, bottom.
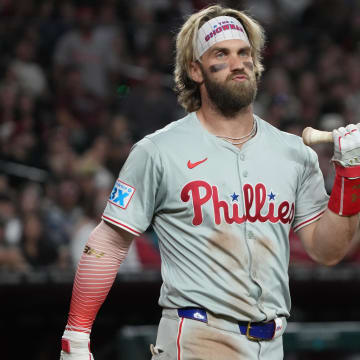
231, 74, 248, 81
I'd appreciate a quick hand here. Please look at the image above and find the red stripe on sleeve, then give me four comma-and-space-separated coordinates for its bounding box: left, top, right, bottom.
102, 215, 141, 236
293, 211, 325, 232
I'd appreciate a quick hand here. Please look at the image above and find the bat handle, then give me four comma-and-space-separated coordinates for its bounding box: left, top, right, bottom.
302, 127, 333, 145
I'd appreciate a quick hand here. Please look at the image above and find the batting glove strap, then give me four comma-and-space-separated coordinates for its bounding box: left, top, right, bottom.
332, 163, 360, 178
328, 165, 360, 216
61, 330, 91, 355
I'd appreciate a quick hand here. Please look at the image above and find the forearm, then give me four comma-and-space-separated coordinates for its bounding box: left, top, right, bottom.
65, 220, 132, 333
310, 210, 359, 265
306, 124, 360, 265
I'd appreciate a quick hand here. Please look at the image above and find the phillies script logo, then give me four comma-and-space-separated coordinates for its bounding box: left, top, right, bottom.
181, 181, 294, 226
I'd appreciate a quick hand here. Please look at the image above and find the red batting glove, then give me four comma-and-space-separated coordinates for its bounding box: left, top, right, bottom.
328, 124, 360, 216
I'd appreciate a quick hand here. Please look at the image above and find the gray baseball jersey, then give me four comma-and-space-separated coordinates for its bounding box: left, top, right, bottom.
102, 112, 328, 322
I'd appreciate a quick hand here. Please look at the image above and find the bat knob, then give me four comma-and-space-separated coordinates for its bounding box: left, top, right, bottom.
302, 127, 314, 146
302, 126, 333, 145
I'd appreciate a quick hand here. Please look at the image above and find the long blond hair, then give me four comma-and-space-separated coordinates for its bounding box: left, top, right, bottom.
174, 5, 265, 113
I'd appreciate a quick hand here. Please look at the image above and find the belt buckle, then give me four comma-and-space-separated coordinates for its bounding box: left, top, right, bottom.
246, 322, 259, 342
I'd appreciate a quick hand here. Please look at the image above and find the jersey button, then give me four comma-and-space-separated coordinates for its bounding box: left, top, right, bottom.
243, 170, 248, 177
240, 154, 245, 161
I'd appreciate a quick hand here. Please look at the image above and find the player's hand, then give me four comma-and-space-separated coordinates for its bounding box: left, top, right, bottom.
60, 330, 94, 359
332, 123, 360, 167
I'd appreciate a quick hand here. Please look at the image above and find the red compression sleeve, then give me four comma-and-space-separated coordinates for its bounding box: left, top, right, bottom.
65, 221, 131, 333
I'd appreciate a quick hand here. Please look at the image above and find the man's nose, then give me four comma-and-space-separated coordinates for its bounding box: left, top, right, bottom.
228, 55, 245, 72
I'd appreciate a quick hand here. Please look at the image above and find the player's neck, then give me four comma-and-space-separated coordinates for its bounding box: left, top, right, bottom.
196, 104, 255, 146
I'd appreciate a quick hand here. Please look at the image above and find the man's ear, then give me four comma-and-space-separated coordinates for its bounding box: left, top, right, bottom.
189, 61, 204, 84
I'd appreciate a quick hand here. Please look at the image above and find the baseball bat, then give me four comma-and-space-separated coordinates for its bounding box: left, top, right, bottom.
302, 127, 333, 145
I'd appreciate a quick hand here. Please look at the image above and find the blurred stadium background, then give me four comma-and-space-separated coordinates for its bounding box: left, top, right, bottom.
1, 0, 360, 359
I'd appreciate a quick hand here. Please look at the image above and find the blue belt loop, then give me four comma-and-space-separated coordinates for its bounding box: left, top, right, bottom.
177, 308, 208, 323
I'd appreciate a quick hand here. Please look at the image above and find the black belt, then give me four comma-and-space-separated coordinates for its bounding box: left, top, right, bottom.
177, 307, 276, 341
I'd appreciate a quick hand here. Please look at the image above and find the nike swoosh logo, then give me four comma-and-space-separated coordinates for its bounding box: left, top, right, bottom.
187, 158, 208, 169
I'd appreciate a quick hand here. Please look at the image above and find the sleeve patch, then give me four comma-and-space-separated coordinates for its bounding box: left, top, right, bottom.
108, 179, 136, 209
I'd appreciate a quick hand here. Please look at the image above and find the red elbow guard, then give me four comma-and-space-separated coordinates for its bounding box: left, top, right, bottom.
328, 164, 360, 216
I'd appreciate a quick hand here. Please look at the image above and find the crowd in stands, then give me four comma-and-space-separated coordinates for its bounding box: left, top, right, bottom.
1, 0, 360, 275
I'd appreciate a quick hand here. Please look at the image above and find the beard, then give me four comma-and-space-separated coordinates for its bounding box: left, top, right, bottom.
201, 66, 257, 118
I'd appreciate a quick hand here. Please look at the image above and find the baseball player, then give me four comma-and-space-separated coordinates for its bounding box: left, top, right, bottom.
60, 5, 360, 360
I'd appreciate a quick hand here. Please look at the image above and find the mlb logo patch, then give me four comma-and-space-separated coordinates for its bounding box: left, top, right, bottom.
109, 179, 135, 209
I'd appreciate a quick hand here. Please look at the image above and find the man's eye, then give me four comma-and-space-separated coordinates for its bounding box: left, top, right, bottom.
216, 52, 225, 58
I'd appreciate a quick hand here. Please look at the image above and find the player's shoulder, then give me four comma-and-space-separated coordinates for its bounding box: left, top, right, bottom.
258, 116, 306, 148
142, 113, 195, 147
129, 114, 194, 157
257, 116, 317, 161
